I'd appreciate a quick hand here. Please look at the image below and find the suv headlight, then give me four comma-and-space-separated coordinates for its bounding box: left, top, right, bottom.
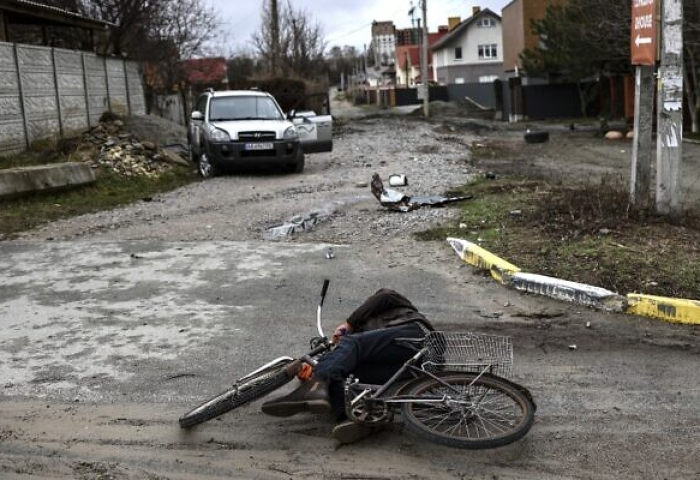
210, 128, 230, 142
284, 126, 299, 140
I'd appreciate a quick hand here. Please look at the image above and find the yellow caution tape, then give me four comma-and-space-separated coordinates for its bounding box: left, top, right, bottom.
626, 294, 700, 325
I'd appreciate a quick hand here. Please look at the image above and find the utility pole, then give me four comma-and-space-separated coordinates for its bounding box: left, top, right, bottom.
656, 0, 684, 216
421, 0, 430, 118
630, 65, 654, 206
270, 0, 280, 76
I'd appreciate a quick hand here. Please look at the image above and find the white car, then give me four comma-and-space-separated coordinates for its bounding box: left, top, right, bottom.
188, 90, 332, 177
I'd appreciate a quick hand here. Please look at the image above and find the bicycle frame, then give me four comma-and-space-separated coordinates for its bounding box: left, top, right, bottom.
347, 346, 500, 410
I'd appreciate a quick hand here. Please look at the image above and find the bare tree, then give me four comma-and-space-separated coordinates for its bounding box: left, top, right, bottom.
252, 0, 326, 80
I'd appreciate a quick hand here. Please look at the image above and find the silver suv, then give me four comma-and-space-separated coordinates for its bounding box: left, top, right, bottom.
188, 90, 332, 177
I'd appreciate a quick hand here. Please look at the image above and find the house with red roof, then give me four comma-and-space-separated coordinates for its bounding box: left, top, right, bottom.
395, 28, 448, 87
180, 57, 229, 90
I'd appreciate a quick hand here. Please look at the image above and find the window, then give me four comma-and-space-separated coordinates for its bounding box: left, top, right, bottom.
477, 17, 496, 28
454, 46, 462, 60
208, 96, 283, 121
479, 75, 499, 83
478, 44, 498, 59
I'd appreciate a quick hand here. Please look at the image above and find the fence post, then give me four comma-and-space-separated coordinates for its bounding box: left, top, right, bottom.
123, 59, 131, 116
82, 53, 91, 128
51, 48, 64, 137
13, 44, 30, 148
103, 56, 111, 113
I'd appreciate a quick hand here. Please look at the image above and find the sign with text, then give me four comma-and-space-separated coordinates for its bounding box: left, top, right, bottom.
631, 0, 658, 65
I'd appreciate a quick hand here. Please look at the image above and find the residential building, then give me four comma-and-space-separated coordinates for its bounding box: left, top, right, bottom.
396, 27, 422, 46
370, 21, 396, 66
501, 0, 567, 74
432, 7, 504, 85
0, 0, 111, 52
395, 28, 448, 87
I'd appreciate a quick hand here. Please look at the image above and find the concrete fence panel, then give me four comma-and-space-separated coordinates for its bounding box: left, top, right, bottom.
125, 61, 146, 115
83, 53, 109, 127
17, 44, 60, 144
106, 58, 128, 115
0, 42, 25, 156
54, 48, 89, 135
0, 43, 146, 156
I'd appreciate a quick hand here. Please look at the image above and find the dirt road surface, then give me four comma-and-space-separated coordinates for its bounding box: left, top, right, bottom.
1, 110, 699, 479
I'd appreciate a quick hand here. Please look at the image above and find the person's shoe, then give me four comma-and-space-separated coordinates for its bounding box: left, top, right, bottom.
331, 420, 381, 445
261, 378, 331, 417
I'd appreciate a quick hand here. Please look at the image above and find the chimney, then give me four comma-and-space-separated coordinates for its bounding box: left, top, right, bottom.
473, 6, 481, 16
448, 17, 461, 31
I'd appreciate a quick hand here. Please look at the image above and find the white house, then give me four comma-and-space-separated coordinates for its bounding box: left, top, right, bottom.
431, 7, 504, 85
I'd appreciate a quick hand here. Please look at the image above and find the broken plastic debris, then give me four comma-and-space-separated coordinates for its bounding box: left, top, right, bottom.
371, 173, 472, 212
264, 211, 329, 240
568, 344, 578, 350
388, 174, 408, 187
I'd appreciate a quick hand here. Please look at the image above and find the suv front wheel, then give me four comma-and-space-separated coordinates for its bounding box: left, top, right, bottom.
198, 152, 220, 178
291, 149, 305, 174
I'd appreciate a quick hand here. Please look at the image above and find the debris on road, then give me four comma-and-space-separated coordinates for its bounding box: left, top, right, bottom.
524, 130, 550, 144
371, 173, 473, 212
325, 247, 335, 259
388, 174, 408, 187
264, 210, 331, 240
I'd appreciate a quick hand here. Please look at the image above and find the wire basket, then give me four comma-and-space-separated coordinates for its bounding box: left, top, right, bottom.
422, 331, 513, 379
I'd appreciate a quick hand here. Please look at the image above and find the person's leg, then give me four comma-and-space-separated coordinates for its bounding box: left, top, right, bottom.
315, 322, 424, 420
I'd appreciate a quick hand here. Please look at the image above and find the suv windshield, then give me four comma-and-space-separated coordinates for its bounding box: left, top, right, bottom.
209, 96, 284, 121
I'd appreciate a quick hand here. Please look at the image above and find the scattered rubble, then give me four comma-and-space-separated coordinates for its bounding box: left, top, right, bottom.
79, 119, 187, 178
371, 173, 473, 212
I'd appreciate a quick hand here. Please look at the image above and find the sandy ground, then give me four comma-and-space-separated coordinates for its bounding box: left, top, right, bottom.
1, 102, 700, 479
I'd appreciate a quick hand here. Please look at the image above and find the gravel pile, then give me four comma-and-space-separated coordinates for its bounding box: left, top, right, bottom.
81, 119, 186, 178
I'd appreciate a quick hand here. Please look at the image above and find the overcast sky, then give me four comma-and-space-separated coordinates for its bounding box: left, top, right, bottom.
209, 0, 510, 54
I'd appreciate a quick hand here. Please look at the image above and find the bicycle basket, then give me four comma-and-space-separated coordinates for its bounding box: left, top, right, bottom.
422, 331, 513, 379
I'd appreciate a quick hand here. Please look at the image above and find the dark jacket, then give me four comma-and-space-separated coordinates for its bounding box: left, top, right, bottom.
346, 288, 434, 333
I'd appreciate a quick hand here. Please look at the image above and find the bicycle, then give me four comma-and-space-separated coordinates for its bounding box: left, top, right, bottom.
179, 280, 536, 449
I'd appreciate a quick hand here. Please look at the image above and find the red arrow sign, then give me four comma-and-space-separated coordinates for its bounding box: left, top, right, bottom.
631, 0, 657, 65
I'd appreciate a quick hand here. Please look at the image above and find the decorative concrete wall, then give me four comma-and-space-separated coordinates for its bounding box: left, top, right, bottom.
0, 42, 146, 157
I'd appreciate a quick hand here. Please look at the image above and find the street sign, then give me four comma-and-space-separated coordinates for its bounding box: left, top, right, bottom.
631, 0, 658, 65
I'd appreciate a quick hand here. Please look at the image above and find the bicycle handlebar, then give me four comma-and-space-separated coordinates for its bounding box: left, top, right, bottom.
316, 279, 330, 338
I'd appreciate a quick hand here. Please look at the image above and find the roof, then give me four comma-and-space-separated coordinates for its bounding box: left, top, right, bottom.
181, 57, 228, 85
431, 8, 501, 51
0, 0, 113, 27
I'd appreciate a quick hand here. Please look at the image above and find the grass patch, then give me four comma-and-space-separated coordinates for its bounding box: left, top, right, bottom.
417, 176, 700, 300
0, 137, 83, 170
0, 165, 197, 238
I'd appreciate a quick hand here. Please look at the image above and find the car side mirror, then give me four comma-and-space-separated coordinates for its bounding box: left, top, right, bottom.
287, 110, 296, 120
191, 111, 204, 121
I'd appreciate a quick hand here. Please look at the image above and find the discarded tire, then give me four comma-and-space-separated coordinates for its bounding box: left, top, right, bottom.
524, 131, 550, 144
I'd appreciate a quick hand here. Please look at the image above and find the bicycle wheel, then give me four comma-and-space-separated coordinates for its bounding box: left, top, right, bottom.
400, 373, 535, 449
179, 364, 293, 428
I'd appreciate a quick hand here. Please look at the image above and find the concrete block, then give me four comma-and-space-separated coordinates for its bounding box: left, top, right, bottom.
627, 294, 700, 325
507, 272, 627, 312
447, 238, 521, 284
0, 162, 96, 199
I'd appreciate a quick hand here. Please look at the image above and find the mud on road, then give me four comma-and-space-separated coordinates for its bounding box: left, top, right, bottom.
1, 115, 699, 479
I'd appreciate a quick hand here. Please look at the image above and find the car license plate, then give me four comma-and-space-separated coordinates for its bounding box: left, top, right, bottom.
244, 143, 274, 151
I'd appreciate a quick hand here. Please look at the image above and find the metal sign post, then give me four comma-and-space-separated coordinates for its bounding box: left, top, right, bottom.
656, 0, 684, 216
629, 0, 658, 205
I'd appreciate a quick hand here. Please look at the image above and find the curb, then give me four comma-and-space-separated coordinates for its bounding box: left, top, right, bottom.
448, 238, 700, 325
0, 162, 96, 199
627, 294, 700, 325
447, 238, 520, 284
507, 272, 626, 313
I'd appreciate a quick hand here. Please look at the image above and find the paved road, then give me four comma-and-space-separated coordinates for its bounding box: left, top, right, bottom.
1, 114, 699, 479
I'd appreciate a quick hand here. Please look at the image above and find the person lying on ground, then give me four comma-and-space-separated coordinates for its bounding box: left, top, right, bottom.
262, 288, 434, 444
